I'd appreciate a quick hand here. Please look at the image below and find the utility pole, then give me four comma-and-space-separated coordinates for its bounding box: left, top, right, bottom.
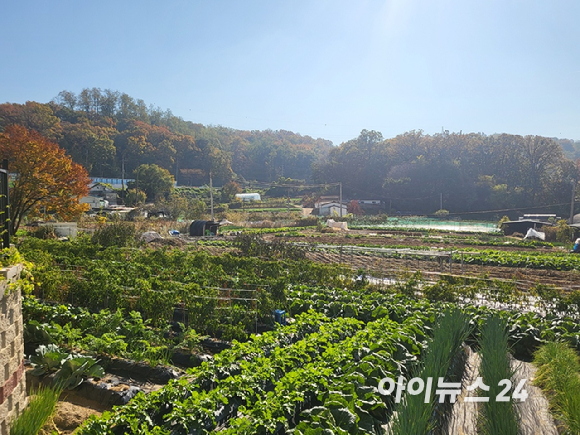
121, 155, 125, 192
175, 159, 179, 186
570, 180, 576, 223
210, 172, 214, 221
440, 193, 443, 210
339, 182, 343, 217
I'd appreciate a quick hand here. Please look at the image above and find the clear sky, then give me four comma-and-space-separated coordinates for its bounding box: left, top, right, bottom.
1, 0, 579, 145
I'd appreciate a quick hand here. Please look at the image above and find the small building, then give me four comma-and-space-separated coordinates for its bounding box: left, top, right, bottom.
357, 199, 385, 213
80, 195, 109, 209
314, 196, 339, 209
317, 202, 348, 217
501, 219, 554, 236
520, 214, 560, 222
235, 193, 261, 202
189, 220, 220, 237
91, 177, 134, 189
89, 182, 118, 206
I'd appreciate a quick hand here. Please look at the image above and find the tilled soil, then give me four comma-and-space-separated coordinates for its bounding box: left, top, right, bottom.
266, 230, 558, 252
304, 250, 580, 292
192, 231, 580, 290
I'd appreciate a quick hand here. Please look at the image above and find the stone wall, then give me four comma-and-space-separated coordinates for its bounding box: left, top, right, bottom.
0, 265, 25, 435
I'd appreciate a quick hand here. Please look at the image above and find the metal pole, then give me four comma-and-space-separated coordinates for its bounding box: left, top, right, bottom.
440, 193, 443, 210
570, 180, 576, 224
339, 182, 343, 218
121, 156, 125, 191
210, 172, 214, 221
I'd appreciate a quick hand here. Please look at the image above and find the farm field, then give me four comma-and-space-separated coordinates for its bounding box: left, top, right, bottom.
14, 223, 580, 434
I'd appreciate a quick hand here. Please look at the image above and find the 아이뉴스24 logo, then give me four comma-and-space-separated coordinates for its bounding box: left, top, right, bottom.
378, 376, 528, 403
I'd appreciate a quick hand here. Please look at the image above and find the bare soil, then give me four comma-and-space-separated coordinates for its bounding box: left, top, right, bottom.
195, 229, 580, 291
39, 391, 108, 435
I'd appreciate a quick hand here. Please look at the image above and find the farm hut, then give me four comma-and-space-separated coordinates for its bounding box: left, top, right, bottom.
317, 202, 348, 217
189, 220, 220, 237
501, 219, 554, 236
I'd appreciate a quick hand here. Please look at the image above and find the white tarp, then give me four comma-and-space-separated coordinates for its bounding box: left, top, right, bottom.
524, 228, 545, 241
326, 219, 348, 231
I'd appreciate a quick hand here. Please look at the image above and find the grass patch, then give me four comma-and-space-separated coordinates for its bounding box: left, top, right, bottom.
533, 341, 580, 434
10, 385, 62, 435
478, 314, 518, 435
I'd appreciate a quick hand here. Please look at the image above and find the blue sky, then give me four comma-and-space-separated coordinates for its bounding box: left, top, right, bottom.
2, 0, 579, 145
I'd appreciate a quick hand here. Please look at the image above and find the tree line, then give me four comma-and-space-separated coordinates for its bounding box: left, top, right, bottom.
0, 88, 332, 186
313, 129, 579, 216
1, 88, 579, 217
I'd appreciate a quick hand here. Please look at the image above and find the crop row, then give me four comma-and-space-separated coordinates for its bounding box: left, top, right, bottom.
288, 285, 580, 358
77, 309, 430, 434
18, 237, 352, 339
457, 249, 580, 271
25, 298, 365, 369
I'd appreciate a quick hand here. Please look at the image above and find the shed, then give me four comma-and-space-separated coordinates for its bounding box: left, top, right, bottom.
317, 202, 348, 217
189, 220, 220, 237
501, 219, 554, 236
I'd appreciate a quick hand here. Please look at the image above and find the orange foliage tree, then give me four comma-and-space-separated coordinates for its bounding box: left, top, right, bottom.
0, 125, 90, 232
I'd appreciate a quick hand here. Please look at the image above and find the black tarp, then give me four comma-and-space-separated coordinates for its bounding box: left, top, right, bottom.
501, 219, 553, 236
189, 220, 219, 237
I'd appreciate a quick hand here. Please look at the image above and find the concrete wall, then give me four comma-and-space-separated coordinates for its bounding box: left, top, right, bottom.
0, 265, 26, 435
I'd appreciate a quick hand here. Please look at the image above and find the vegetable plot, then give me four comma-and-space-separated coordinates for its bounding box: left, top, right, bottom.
77, 310, 429, 434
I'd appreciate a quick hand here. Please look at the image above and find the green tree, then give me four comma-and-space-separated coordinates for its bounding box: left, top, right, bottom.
158, 192, 206, 219
124, 189, 146, 206
130, 164, 174, 201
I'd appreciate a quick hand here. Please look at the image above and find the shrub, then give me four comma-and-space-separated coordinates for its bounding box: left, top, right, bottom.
556, 219, 575, 243
29, 225, 56, 239
434, 209, 450, 217
92, 222, 136, 247
498, 215, 510, 229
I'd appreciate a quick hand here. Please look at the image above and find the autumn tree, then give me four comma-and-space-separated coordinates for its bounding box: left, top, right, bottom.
0, 125, 90, 232
0, 102, 62, 141
221, 181, 242, 202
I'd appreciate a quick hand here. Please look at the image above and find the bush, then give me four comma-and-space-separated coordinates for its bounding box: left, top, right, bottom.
29, 225, 57, 239
294, 216, 318, 227
556, 219, 575, 243
92, 222, 136, 247
498, 215, 510, 229
542, 226, 557, 242
233, 233, 306, 260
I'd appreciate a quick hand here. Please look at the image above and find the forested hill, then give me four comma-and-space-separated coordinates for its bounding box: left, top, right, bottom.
0, 88, 333, 185
313, 130, 579, 215
1, 88, 579, 216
